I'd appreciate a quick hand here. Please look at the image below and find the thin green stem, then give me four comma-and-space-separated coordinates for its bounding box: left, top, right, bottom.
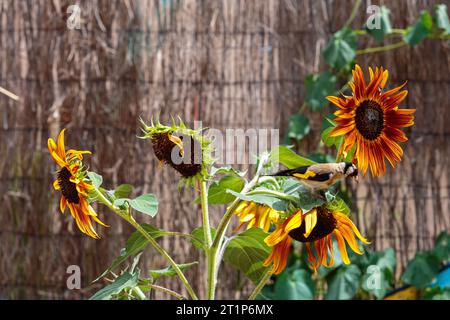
132, 287, 147, 300
245, 189, 298, 202
200, 181, 213, 247
248, 270, 272, 300
92, 187, 199, 300
343, 0, 362, 29
356, 41, 407, 55
144, 284, 186, 300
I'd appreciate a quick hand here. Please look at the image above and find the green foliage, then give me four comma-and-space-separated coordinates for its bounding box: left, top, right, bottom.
304, 72, 337, 110
434, 231, 450, 261
323, 28, 357, 70
191, 227, 217, 250
207, 175, 245, 205
423, 286, 450, 300
269, 145, 316, 169
434, 4, 450, 34
114, 184, 133, 199
227, 189, 289, 211
223, 228, 271, 284
90, 271, 139, 300
401, 251, 441, 288
404, 10, 434, 45
114, 193, 158, 217
149, 262, 198, 280
361, 248, 396, 299
365, 6, 392, 43
209, 166, 246, 178
87, 171, 103, 188
325, 264, 361, 300
284, 113, 310, 143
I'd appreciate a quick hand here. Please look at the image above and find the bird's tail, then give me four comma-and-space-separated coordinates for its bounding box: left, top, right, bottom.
266, 168, 296, 177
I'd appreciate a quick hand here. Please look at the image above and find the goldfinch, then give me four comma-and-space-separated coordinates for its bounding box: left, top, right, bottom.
269, 162, 358, 193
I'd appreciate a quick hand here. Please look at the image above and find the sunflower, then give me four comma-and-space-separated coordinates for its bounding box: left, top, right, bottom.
48, 129, 107, 239
233, 201, 281, 233
327, 64, 415, 176
140, 117, 213, 185
263, 206, 369, 274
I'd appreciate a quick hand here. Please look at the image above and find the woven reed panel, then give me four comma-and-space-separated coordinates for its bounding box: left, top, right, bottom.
0, 0, 448, 299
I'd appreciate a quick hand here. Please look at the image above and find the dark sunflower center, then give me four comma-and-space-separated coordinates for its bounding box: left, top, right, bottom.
355, 100, 384, 140
57, 167, 80, 204
288, 208, 337, 242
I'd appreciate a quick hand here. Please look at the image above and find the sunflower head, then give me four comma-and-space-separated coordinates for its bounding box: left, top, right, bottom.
48, 129, 107, 239
233, 200, 281, 233
263, 204, 369, 274
327, 64, 415, 176
140, 116, 213, 185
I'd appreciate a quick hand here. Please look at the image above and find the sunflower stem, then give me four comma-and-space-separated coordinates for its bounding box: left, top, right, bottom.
92, 187, 199, 300
248, 269, 272, 300
132, 287, 147, 300
200, 180, 215, 299
144, 283, 186, 300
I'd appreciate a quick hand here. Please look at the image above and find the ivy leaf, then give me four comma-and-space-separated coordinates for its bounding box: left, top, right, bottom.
404, 10, 434, 46
115, 194, 158, 217
361, 248, 396, 299
284, 113, 310, 143
433, 231, 450, 261
274, 269, 315, 300
304, 72, 337, 111
87, 171, 103, 188
401, 251, 441, 288
149, 262, 198, 280
207, 175, 245, 205
325, 264, 362, 300
366, 5, 392, 43
94, 224, 165, 281
323, 28, 357, 70
90, 271, 139, 300
269, 145, 316, 169
223, 228, 271, 284
114, 184, 133, 199
433, 4, 450, 34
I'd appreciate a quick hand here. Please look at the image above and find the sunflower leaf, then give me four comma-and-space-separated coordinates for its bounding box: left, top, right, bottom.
90, 271, 139, 300
208, 175, 245, 205
304, 72, 337, 111
190, 227, 217, 250
87, 171, 103, 188
149, 262, 198, 280
209, 166, 246, 178
114, 184, 133, 199
404, 10, 434, 46
223, 228, 271, 284
269, 145, 316, 169
115, 193, 158, 217
94, 224, 165, 282
226, 189, 289, 211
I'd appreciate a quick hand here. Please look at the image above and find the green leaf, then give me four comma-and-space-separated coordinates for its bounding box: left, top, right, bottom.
433, 4, 450, 34
210, 166, 246, 178
322, 28, 357, 69
208, 175, 245, 205
191, 227, 217, 250
321, 117, 343, 149
401, 251, 441, 288
94, 224, 165, 281
304, 72, 337, 111
149, 262, 198, 280
325, 264, 362, 300
366, 5, 392, 43
115, 194, 158, 217
433, 231, 450, 261
223, 228, 271, 284
87, 171, 103, 188
114, 184, 133, 199
423, 286, 450, 300
361, 248, 396, 299
274, 269, 315, 300
296, 188, 326, 211
326, 196, 350, 216
284, 113, 310, 143
227, 189, 289, 211
404, 10, 434, 46
270, 145, 316, 169
90, 271, 139, 300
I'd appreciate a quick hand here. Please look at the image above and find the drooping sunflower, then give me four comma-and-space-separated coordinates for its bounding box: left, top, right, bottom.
48, 129, 107, 239
327, 64, 415, 176
140, 117, 213, 185
263, 206, 369, 274
233, 200, 281, 233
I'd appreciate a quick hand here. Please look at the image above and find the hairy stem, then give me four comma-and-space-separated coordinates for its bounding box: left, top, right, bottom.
248, 269, 272, 300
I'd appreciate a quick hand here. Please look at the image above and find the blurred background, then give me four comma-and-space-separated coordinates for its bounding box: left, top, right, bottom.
0, 0, 448, 299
